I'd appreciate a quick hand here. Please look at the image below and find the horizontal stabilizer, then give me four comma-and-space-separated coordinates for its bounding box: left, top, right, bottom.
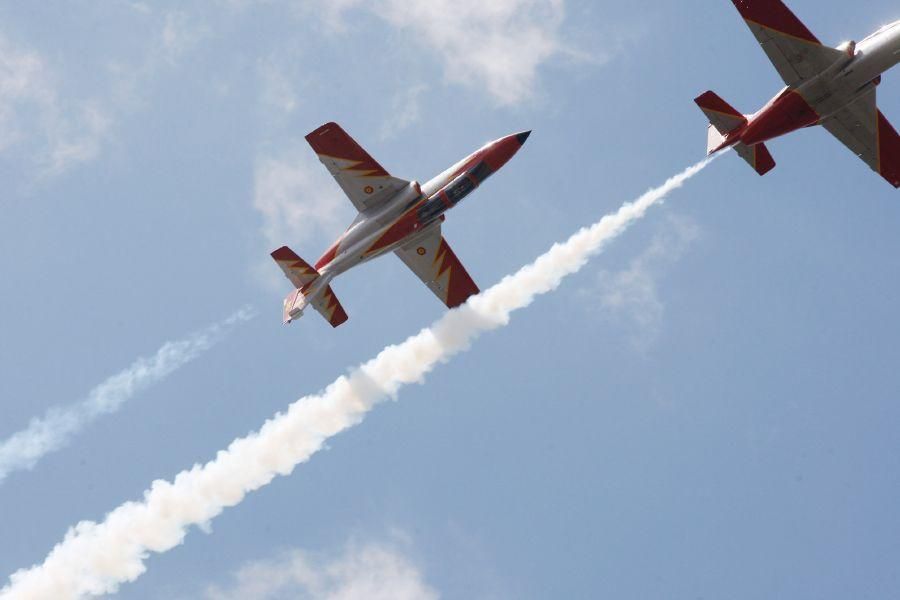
271, 246, 320, 290
312, 285, 349, 328
734, 142, 776, 176
272, 246, 349, 327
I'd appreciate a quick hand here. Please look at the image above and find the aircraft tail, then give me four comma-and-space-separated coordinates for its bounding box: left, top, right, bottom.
694, 90, 776, 176
271, 246, 349, 328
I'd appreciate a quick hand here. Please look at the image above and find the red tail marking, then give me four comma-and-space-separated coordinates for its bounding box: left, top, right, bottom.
695, 91, 743, 119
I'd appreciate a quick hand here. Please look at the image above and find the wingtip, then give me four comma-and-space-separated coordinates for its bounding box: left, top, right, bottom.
271, 246, 299, 261
305, 121, 340, 141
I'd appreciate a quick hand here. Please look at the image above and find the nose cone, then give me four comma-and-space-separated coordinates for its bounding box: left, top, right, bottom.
482, 130, 531, 171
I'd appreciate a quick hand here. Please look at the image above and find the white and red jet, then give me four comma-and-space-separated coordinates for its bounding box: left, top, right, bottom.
696, 0, 900, 187
271, 123, 530, 327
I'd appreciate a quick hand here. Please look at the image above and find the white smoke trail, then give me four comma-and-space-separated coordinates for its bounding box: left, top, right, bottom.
0, 307, 255, 485
0, 158, 714, 600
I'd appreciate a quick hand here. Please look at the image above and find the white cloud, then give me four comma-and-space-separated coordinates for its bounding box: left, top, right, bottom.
585, 215, 700, 350
379, 83, 428, 140
0, 35, 51, 152
258, 59, 299, 116
253, 147, 352, 249
0, 7, 207, 177
379, 0, 571, 106
0, 34, 113, 174
204, 541, 439, 600
306, 0, 577, 106
161, 10, 209, 63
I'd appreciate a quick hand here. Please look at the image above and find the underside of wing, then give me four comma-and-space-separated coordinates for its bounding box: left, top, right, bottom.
821, 89, 900, 188
732, 0, 843, 86
306, 122, 410, 212
395, 225, 479, 309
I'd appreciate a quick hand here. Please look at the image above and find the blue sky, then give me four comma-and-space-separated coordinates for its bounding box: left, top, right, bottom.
1, 0, 899, 598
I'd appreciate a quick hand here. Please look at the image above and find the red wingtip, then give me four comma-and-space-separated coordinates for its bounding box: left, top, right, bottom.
732, 0, 820, 44
877, 111, 900, 189
304, 122, 389, 177
435, 239, 479, 309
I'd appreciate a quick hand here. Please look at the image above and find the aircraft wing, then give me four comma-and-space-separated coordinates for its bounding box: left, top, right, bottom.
395, 225, 480, 309
731, 0, 844, 86
306, 122, 410, 212
821, 88, 900, 188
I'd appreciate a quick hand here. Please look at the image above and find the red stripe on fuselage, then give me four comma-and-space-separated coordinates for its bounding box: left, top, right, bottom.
732, 0, 820, 44
742, 90, 819, 146
315, 240, 341, 271
364, 204, 424, 256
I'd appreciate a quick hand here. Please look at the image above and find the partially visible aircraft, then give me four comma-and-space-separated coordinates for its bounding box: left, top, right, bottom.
696, 0, 900, 187
271, 123, 530, 327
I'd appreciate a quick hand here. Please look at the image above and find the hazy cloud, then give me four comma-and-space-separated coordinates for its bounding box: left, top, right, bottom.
377, 0, 573, 106
303, 0, 577, 106
258, 59, 299, 116
161, 10, 210, 63
253, 148, 351, 249
0, 34, 112, 174
584, 215, 700, 350
379, 84, 429, 139
0, 7, 207, 177
204, 541, 439, 600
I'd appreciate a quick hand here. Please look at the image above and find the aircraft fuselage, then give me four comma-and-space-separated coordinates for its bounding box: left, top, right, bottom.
305, 132, 530, 297
726, 21, 900, 149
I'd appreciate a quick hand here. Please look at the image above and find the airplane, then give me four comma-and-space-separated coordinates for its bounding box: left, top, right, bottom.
270, 123, 530, 327
695, 0, 900, 188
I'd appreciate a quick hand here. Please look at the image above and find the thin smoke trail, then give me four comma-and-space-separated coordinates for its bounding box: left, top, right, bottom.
0, 157, 714, 599
0, 307, 256, 485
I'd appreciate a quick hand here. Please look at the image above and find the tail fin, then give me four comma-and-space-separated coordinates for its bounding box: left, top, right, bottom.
271, 246, 320, 289
694, 90, 776, 176
695, 91, 746, 150
271, 246, 350, 327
